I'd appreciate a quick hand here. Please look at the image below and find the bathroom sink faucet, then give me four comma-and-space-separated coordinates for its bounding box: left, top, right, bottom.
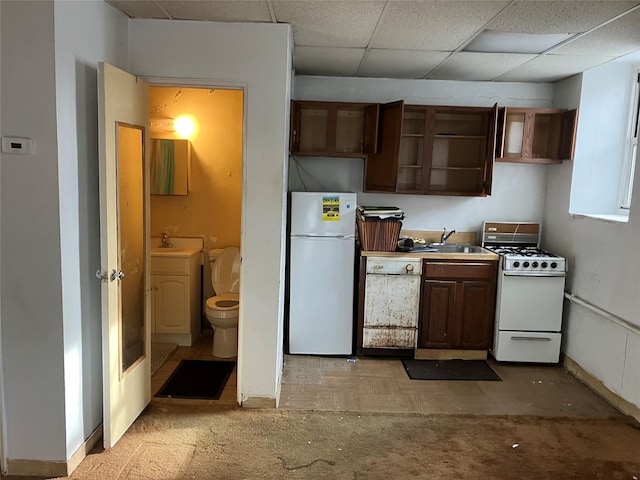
161, 232, 174, 248
441, 228, 456, 244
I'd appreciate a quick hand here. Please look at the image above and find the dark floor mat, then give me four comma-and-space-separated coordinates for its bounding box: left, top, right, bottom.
402, 359, 501, 381
156, 359, 235, 399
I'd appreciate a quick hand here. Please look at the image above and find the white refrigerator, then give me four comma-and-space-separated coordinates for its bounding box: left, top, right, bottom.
288, 191, 357, 355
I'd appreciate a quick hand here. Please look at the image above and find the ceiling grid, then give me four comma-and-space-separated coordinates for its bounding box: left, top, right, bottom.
108, 0, 640, 82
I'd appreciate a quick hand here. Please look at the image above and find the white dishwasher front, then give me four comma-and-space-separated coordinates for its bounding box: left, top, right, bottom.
363, 257, 422, 349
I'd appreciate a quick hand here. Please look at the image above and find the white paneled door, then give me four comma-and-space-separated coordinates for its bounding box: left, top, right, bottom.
98, 62, 151, 448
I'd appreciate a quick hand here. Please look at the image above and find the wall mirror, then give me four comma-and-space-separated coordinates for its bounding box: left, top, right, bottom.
150, 138, 190, 195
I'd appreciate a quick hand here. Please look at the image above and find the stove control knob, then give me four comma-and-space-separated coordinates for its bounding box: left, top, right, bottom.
523, 262, 530, 268
513, 261, 520, 268
532, 261, 539, 268
551, 262, 558, 269
541, 262, 548, 268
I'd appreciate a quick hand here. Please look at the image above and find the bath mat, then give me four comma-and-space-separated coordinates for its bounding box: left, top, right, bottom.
151, 343, 178, 376
402, 359, 501, 381
156, 360, 235, 400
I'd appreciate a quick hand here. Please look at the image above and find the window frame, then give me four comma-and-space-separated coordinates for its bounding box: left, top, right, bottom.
619, 71, 640, 211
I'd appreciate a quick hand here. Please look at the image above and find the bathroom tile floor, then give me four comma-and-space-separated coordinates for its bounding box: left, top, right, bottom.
152, 335, 621, 419
151, 331, 238, 407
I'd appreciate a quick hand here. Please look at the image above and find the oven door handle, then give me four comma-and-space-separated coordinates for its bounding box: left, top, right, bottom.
510, 336, 552, 342
503, 272, 566, 277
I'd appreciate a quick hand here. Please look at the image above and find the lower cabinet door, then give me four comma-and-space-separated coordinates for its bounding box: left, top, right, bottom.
362, 327, 416, 349
458, 281, 495, 349
153, 275, 190, 333
419, 279, 457, 348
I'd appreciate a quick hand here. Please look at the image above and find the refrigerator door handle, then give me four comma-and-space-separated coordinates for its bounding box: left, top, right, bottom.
291, 234, 356, 240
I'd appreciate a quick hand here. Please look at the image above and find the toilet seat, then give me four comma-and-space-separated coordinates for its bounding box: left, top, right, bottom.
206, 293, 240, 319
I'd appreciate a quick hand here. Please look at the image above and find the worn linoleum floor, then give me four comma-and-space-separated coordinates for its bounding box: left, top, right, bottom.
279, 354, 621, 418
2, 335, 627, 480
155, 332, 619, 418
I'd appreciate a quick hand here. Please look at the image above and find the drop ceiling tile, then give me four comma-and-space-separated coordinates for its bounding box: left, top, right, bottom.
107, 0, 170, 19
358, 49, 450, 78
497, 54, 616, 82
273, 0, 385, 48
295, 47, 366, 77
372, 0, 510, 50
428, 52, 537, 81
552, 8, 640, 57
488, 0, 640, 34
158, 1, 272, 22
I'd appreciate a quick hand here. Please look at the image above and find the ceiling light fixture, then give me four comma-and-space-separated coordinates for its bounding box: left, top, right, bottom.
463, 30, 576, 55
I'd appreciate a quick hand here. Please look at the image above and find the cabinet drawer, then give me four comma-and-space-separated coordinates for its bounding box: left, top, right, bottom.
425, 262, 495, 280
363, 327, 416, 349
493, 331, 561, 363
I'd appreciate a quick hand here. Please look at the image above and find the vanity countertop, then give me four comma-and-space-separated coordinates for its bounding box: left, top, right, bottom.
150, 236, 204, 258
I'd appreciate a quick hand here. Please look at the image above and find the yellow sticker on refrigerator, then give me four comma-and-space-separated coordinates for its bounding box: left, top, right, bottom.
322, 196, 340, 221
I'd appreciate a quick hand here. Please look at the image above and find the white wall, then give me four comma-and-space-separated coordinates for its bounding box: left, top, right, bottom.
1, 0, 66, 461
292, 76, 555, 233
546, 69, 640, 414
0, 0, 129, 466
53, 0, 129, 458
128, 19, 292, 403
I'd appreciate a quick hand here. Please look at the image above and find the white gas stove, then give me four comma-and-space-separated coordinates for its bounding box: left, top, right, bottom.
486, 245, 567, 275
482, 222, 567, 363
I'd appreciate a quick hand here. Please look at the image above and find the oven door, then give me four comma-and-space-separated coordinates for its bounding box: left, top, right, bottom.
496, 273, 565, 331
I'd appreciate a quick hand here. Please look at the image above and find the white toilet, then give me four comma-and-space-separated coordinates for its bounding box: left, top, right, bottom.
205, 247, 240, 358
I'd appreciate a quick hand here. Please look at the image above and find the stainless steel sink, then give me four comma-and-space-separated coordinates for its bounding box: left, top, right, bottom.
432, 244, 486, 254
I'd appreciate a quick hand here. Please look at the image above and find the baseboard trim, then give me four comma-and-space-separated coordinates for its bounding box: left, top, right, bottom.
563, 355, 640, 422
7, 425, 103, 477
242, 396, 276, 409
68, 425, 103, 474
415, 349, 487, 360
7, 459, 68, 478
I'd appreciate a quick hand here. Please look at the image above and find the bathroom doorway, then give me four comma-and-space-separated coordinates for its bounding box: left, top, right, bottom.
147, 85, 244, 399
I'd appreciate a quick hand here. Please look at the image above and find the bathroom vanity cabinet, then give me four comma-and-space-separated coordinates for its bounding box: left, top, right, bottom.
150, 247, 202, 346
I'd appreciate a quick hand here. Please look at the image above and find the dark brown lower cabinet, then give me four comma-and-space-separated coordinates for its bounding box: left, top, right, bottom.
418, 260, 497, 349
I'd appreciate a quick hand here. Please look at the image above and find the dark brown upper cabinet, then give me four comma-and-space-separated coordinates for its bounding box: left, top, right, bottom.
364, 102, 497, 197
289, 100, 379, 158
496, 107, 578, 164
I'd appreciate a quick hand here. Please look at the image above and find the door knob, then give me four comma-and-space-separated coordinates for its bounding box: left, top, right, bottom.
109, 269, 125, 281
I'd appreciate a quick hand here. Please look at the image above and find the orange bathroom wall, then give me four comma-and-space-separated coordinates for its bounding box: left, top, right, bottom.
148, 87, 243, 253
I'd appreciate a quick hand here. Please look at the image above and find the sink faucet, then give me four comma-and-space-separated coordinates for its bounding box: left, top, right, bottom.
441, 228, 456, 244
161, 232, 174, 248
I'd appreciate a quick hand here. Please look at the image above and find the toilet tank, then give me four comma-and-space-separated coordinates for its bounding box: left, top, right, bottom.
208, 248, 225, 264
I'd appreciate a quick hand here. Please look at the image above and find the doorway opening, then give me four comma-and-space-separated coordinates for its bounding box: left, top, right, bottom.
146, 85, 244, 403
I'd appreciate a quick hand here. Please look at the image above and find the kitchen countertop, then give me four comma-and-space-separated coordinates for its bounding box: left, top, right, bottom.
360, 229, 498, 261
361, 248, 498, 261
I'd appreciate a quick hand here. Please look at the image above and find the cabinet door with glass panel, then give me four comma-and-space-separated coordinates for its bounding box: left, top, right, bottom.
397, 105, 497, 196
364, 102, 497, 196
496, 107, 578, 164
290, 100, 379, 157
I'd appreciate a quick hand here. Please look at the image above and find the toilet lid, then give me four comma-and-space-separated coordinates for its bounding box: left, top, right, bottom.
212, 247, 240, 294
